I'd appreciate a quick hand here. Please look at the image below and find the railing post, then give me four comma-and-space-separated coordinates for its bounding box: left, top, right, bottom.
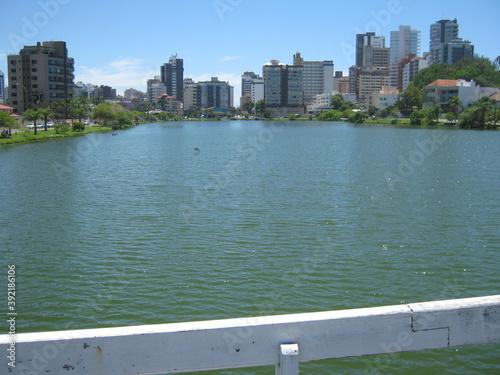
276, 343, 299, 375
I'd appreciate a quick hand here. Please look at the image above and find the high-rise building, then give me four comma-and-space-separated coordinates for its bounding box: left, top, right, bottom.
349, 33, 389, 102
197, 77, 232, 110
349, 66, 390, 105
250, 80, 264, 103
389, 26, 421, 90
0, 70, 5, 103
147, 76, 166, 103
263, 60, 304, 116
362, 45, 390, 68
241, 71, 263, 106
124, 88, 144, 101
401, 54, 429, 92
356, 32, 386, 67
93, 85, 116, 100
183, 78, 198, 111
7, 41, 75, 114
241, 71, 259, 97
293, 52, 334, 102
160, 55, 184, 102
429, 19, 474, 65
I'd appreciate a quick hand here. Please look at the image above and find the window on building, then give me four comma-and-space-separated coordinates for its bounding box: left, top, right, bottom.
32, 68, 37, 72
32, 60, 37, 64
11, 69, 16, 73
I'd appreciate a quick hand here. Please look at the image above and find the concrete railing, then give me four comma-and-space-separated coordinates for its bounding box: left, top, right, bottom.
1, 295, 499, 374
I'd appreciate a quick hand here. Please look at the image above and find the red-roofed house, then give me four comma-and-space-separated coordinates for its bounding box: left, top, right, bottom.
422, 79, 498, 109
0, 104, 15, 115
155, 94, 180, 114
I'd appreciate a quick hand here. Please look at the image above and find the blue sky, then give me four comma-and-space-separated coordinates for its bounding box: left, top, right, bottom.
1, 0, 499, 97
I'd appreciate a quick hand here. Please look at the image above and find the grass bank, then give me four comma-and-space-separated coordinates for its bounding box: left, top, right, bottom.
0, 125, 118, 146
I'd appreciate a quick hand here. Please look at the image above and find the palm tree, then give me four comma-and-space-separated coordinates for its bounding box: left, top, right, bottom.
447, 97, 463, 123
72, 96, 92, 122
427, 104, 442, 124
23, 109, 40, 135
38, 108, 54, 131
472, 96, 495, 129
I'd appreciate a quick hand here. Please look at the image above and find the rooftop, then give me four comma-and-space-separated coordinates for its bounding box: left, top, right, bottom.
426, 79, 463, 87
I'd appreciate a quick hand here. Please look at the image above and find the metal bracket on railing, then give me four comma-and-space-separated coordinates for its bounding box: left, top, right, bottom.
276, 343, 299, 375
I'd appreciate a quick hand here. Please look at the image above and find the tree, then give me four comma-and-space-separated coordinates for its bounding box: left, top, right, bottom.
348, 111, 367, 123
0, 111, 18, 136
317, 110, 343, 121
331, 94, 348, 110
242, 101, 254, 115
38, 108, 53, 131
23, 109, 40, 135
380, 105, 399, 118
446, 96, 463, 123
425, 104, 442, 125
93, 102, 118, 127
396, 85, 423, 114
130, 111, 144, 124
140, 102, 153, 113
459, 96, 497, 129
228, 107, 237, 118
255, 99, 265, 116
412, 56, 500, 89
367, 106, 377, 117
72, 96, 92, 122
410, 110, 425, 125
157, 96, 167, 111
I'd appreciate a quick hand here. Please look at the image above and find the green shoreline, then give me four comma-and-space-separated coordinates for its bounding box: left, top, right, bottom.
0, 125, 120, 146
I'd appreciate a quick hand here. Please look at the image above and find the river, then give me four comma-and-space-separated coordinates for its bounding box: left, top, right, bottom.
0, 121, 499, 374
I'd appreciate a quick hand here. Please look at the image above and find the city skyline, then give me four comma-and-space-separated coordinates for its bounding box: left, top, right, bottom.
1, 0, 499, 97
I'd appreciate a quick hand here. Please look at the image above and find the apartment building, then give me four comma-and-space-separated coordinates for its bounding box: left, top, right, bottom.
7, 41, 75, 114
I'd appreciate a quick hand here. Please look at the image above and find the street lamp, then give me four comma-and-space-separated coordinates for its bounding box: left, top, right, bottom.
17, 83, 29, 113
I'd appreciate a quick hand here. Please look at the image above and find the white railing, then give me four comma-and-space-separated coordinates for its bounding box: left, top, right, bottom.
1, 295, 499, 374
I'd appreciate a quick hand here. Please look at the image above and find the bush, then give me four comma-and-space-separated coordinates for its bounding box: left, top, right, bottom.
54, 123, 69, 134
410, 110, 425, 125
348, 112, 367, 124
317, 110, 343, 121
72, 122, 85, 132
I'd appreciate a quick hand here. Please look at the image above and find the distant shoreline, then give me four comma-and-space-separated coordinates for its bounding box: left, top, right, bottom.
0, 125, 118, 146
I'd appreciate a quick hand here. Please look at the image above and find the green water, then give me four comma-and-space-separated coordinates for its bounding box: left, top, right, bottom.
0, 121, 499, 374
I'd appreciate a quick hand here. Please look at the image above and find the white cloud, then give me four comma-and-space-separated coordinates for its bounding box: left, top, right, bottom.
75, 57, 156, 95
219, 56, 242, 63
